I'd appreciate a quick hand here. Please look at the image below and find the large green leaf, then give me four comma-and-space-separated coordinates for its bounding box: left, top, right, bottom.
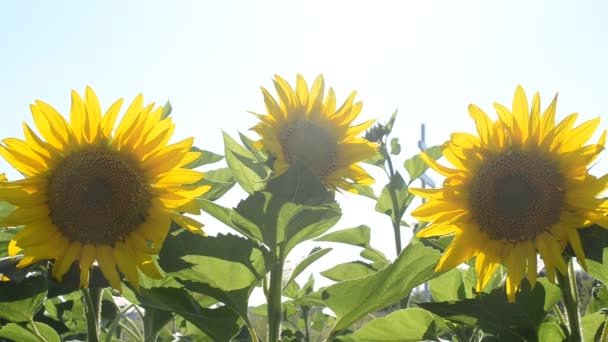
375, 172, 413, 222
285, 247, 332, 287
223, 132, 270, 193
239, 132, 269, 163
350, 308, 448, 341
159, 229, 265, 292
586, 284, 608, 314
316, 225, 389, 270
181, 279, 254, 327
136, 287, 241, 342
316, 225, 372, 248
185, 147, 224, 169
0, 274, 47, 322
198, 200, 263, 242
324, 243, 442, 332
582, 312, 605, 342
0, 322, 60, 342
428, 268, 466, 302
537, 322, 567, 342
321, 261, 377, 282
231, 164, 341, 255
419, 278, 561, 341
196, 168, 236, 201
158, 228, 263, 324
404, 145, 442, 183
586, 247, 608, 284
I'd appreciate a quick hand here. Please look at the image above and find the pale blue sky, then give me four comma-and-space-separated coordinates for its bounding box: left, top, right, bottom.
2, 1, 608, 298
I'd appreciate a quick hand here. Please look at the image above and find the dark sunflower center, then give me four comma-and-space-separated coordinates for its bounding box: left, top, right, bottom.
469, 151, 565, 241
281, 119, 338, 177
47, 146, 152, 245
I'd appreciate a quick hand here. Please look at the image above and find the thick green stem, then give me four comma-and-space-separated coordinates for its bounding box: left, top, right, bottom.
384, 142, 409, 309
27, 320, 45, 342
267, 248, 285, 342
82, 288, 101, 342
557, 260, 582, 342
383, 143, 402, 256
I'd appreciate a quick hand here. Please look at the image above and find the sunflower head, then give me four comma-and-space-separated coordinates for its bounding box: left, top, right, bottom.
411, 85, 608, 302
0, 87, 210, 290
251, 74, 378, 192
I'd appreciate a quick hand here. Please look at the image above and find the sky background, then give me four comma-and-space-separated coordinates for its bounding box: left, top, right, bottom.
2, 1, 608, 304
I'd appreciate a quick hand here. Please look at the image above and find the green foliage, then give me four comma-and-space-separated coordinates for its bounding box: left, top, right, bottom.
136, 287, 241, 342
284, 247, 332, 289
223, 131, 270, 194
0, 273, 47, 322
349, 308, 449, 341
231, 162, 341, 255
323, 243, 442, 333
0, 322, 61, 342
403, 145, 442, 184
375, 172, 413, 223
419, 278, 561, 341
160, 100, 172, 119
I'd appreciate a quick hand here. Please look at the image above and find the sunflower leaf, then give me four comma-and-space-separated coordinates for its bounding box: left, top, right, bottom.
350, 308, 449, 341
324, 243, 442, 333
161, 100, 172, 119
195, 168, 236, 201
223, 132, 270, 194
375, 172, 413, 222
0, 273, 47, 322
404, 145, 443, 184
586, 283, 608, 315
159, 229, 266, 292
185, 146, 224, 169
136, 286, 241, 342
284, 247, 332, 288
418, 278, 561, 341
585, 247, 608, 285
232, 163, 341, 255
581, 312, 605, 342
239, 132, 269, 163
390, 137, 401, 155
316, 225, 372, 249
321, 261, 377, 282
537, 322, 567, 342
0, 322, 60, 342
428, 268, 467, 302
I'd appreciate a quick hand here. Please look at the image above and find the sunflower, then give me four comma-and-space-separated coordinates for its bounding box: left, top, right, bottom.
411, 85, 608, 302
251, 74, 377, 192
0, 87, 209, 290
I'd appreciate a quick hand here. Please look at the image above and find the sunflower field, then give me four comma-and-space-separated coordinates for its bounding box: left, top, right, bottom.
0, 72, 607, 342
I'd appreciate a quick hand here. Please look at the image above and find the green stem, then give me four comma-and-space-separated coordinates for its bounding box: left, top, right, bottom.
552, 306, 567, 327
267, 247, 285, 342
105, 304, 135, 342
383, 142, 402, 256
246, 324, 260, 342
557, 260, 582, 342
27, 320, 45, 342
302, 306, 310, 342
82, 288, 101, 342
